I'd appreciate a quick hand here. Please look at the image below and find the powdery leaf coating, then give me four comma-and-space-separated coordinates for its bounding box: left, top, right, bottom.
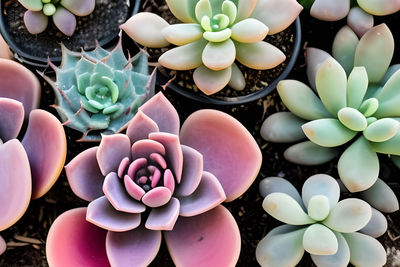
52, 7, 77, 36
344, 232, 387, 266
23, 10, 48, 35
347, 7, 374, 38
359, 178, 399, 213
284, 141, 339, 166
60, 0, 95, 16
260, 112, 306, 143
193, 65, 232, 95
259, 177, 305, 209
310, 231, 350, 267
302, 224, 338, 255
310, 0, 350, 21
359, 208, 388, 238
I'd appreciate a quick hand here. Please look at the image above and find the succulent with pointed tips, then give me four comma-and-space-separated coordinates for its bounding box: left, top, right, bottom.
0, 59, 67, 255
256, 174, 387, 267
46, 92, 262, 266
44, 39, 155, 142
18, 0, 95, 36
120, 0, 302, 95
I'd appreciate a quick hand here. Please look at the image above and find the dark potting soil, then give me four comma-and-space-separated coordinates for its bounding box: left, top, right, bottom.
3, 0, 130, 59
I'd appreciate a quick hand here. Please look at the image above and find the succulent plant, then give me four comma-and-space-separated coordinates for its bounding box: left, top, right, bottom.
256, 174, 387, 267
46, 92, 262, 266
120, 0, 302, 95
43, 39, 155, 142
18, 0, 95, 36
0, 59, 66, 255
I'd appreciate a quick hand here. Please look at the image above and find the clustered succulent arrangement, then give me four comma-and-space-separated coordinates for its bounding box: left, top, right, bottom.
18, 0, 95, 36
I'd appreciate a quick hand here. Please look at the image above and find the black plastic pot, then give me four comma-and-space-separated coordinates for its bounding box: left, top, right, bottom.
0, 0, 141, 69
158, 17, 302, 105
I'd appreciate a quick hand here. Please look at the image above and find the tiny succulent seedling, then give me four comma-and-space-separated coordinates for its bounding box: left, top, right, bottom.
256, 174, 387, 267
120, 0, 302, 95
18, 0, 95, 36
43, 39, 155, 141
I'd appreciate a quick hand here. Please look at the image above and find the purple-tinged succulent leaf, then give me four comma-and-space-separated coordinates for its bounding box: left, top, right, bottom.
180, 109, 262, 201
46, 208, 110, 267
131, 139, 165, 161
0, 139, 31, 231
106, 226, 161, 267
142, 187, 172, 208
0, 235, 5, 255
18, 0, 43, 11
97, 134, 131, 176
123, 175, 146, 201
145, 197, 180, 230
359, 208, 387, 238
164, 205, 240, 267
306, 47, 333, 90
179, 171, 225, 217
347, 7, 374, 38
22, 110, 66, 199
310, 0, 350, 21
0, 98, 24, 142
0, 59, 40, 117
359, 178, 399, 213
23, 10, 48, 35
87, 196, 141, 232
310, 231, 350, 267
126, 111, 159, 144
284, 141, 339, 166
139, 92, 180, 135
301, 174, 340, 210
53, 7, 76, 36
60, 0, 95, 16
65, 147, 104, 202
193, 65, 232, 95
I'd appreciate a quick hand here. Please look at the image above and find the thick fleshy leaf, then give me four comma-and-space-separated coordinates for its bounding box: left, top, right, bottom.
228, 62, 245, 91
65, 147, 104, 202
302, 119, 357, 147
23, 10, 48, 35
46, 208, 110, 267
263, 193, 315, 225
97, 134, 131, 176
22, 110, 66, 199
354, 24, 394, 83
0, 98, 24, 142
375, 69, 400, 118
235, 41, 285, 69
139, 92, 180, 135
180, 109, 261, 201
162, 24, 203, 46
260, 112, 306, 143
338, 136, 379, 192
60, 0, 95, 16
310, 0, 349, 21
235, 0, 257, 22
193, 65, 232, 95
126, 111, 159, 144
179, 171, 225, 217
231, 18, 268, 43
363, 118, 399, 142
359, 178, 399, 213
0, 139, 31, 231
307, 195, 330, 221
165, 0, 196, 23
106, 226, 161, 267
303, 224, 338, 255
53, 7, 76, 36
357, 0, 400, 15
164, 205, 240, 267
359, 208, 387, 238
256, 226, 306, 266
120, 13, 170, 48
202, 39, 235, 71
370, 130, 400, 155
203, 29, 232, 42
259, 177, 305, 209
315, 58, 347, 116
175, 145, 203, 197
195, 0, 211, 22
19, 0, 43, 11
347, 7, 374, 38
87, 196, 141, 232
332, 26, 359, 75
131, 140, 165, 162
337, 107, 367, 131
345, 67, 368, 108
323, 198, 372, 233
0, 58, 40, 116
311, 231, 350, 267
277, 80, 331, 120
306, 47, 333, 90
343, 232, 387, 266
0, 235, 5, 255
142, 187, 172, 208
284, 141, 339, 165
302, 174, 340, 210
159, 38, 207, 70
250, 0, 302, 34
145, 197, 180, 230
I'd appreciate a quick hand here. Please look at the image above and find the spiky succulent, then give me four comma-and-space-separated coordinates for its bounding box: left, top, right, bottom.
256, 174, 387, 267
120, 0, 302, 95
44, 39, 155, 141
18, 0, 95, 36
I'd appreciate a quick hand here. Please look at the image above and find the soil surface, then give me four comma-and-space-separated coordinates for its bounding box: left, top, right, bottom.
0, 5, 400, 267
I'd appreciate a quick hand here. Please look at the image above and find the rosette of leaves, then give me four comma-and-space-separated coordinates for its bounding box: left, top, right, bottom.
44, 39, 155, 141
120, 0, 302, 95
18, 0, 95, 36
256, 174, 387, 267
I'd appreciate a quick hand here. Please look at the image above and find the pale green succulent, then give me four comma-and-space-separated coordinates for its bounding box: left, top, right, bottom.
256, 174, 387, 267
120, 0, 302, 95
44, 40, 155, 141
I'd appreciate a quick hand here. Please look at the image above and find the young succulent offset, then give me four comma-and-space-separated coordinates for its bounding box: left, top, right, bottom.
46, 92, 262, 266
121, 0, 302, 95
0, 59, 66, 255
18, 0, 95, 36
256, 174, 387, 267
44, 39, 155, 141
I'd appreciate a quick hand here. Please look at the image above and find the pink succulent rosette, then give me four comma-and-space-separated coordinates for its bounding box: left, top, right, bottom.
0, 59, 67, 255
46, 92, 262, 266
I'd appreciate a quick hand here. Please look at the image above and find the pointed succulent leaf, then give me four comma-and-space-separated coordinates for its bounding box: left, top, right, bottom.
162, 24, 203, 46
302, 119, 357, 147
310, 0, 349, 21
277, 80, 331, 120
0, 98, 24, 142
284, 141, 339, 166
165, 0, 197, 23
126, 111, 159, 144
375, 69, 400, 118
357, 0, 400, 15
260, 112, 307, 143
306, 48, 332, 90
338, 107, 367, 131
231, 18, 268, 43
311, 232, 350, 267
354, 24, 394, 83
53, 7, 76, 36
303, 224, 338, 255
24, 10, 49, 34
145, 198, 180, 230
370, 130, 400, 155
302, 174, 340, 210
346, 67, 368, 108
228, 62, 245, 91
363, 118, 399, 142
19, 0, 43, 11
193, 65, 232, 95
344, 232, 386, 267
235, 41, 285, 69
338, 136, 379, 192
360, 178, 399, 213
259, 177, 305, 209
60, 0, 95, 16
235, 0, 257, 22
359, 208, 387, 238
97, 134, 131, 176
332, 26, 359, 75
202, 39, 235, 71
347, 7, 374, 38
